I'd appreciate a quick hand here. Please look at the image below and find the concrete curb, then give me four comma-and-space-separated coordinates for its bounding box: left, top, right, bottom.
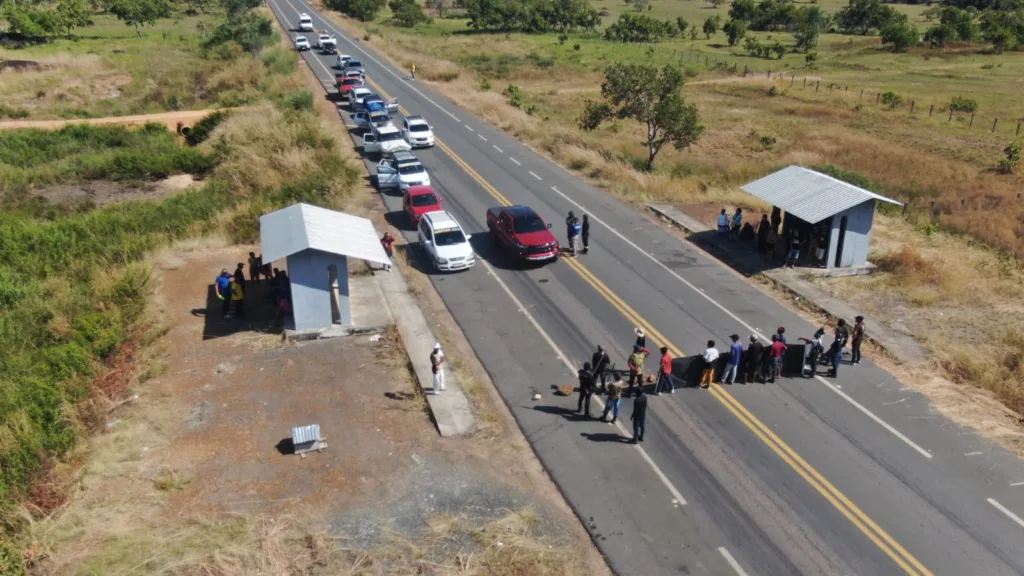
647, 203, 927, 366
372, 263, 476, 437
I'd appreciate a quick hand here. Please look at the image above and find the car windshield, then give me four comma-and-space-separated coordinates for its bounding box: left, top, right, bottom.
398, 164, 425, 175
347, 60, 362, 68
411, 193, 438, 207
512, 214, 547, 234
409, 124, 430, 132
379, 131, 402, 142
342, 78, 361, 86
434, 230, 466, 246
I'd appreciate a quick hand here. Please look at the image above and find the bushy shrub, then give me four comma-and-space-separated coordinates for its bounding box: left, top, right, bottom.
880, 90, 903, 108
949, 96, 978, 113
186, 110, 231, 146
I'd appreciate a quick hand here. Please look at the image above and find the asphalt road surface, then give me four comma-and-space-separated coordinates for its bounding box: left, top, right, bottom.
271, 3, 1024, 574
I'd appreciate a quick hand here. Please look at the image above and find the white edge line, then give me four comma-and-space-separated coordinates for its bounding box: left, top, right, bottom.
493, 145, 504, 153
465, 125, 474, 131
1010, 481, 1024, 487
509, 157, 522, 166
529, 171, 542, 180
286, 0, 461, 122
965, 451, 982, 456
478, 134, 488, 141
544, 184, 934, 460
718, 547, 750, 576
479, 258, 688, 507
988, 498, 1024, 529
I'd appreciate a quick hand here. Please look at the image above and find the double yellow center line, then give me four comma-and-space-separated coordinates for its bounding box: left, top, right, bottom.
334, 43, 933, 576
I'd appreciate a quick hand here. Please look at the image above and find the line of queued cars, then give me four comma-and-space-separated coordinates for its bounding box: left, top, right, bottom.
331, 55, 472, 272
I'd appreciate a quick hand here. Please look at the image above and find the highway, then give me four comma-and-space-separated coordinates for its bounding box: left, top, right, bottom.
270, 2, 1024, 574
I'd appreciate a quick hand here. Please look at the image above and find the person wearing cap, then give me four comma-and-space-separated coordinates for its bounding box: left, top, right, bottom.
722, 334, 743, 384
699, 340, 719, 388
654, 346, 674, 395
851, 315, 866, 365
744, 335, 764, 384
430, 343, 446, 393
576, 362, 595, 417
627, 345, 649, 397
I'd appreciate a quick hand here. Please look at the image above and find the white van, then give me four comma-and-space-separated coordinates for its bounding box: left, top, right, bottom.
298, 13, 313, 31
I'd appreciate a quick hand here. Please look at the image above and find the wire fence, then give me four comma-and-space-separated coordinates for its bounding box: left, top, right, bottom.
650, 45, 1024, 140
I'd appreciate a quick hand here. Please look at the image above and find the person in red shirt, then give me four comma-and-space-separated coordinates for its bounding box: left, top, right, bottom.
380, 232, 396, 271
768, 334, 787, 383
654, 346, 674, 395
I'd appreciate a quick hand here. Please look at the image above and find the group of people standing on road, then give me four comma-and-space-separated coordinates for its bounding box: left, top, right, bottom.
565, 211, 590, 257
212, 253, 293, 323
572, 317, 869, 442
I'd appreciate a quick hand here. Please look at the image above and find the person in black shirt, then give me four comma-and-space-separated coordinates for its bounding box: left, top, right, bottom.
581, 214, 591, 254
631, 388, 648, 444
576, 362, 594, 417
591, 345, 610, 389
744, 335, 764, 384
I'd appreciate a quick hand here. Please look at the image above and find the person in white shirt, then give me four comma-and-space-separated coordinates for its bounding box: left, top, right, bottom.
430, 343, 446, 394
700, 340, 719, 389
716, 209, 730, 236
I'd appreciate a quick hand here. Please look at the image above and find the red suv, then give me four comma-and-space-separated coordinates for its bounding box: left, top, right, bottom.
486, 205, 559, 264
337, 76, 363, 94
403, 185, 442, 226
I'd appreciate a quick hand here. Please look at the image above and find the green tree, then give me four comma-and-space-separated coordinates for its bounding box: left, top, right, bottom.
729, 0, 756, 22
578, 63, 703, 170
771, 40, 786, 58
2, 2, 63, 37
880, 21, 919, 51
924, 23, 957, 46
999, 141, 1021, 173
702, 15, 720, 38
204, 10, 273, 52
837, 0, 903, 35
795, 22, 820, 51
109, 0, 172, 37
327, 0, 387, 22
222, 0, 260, 15
723, 18, 747, 45
676, 16, 688, 35
56, 0, 95, 38
389, 0, 429, 26
604, 13, 675, 42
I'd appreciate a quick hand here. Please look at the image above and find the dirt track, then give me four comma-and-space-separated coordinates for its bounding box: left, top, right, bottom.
0, 109, 230, 131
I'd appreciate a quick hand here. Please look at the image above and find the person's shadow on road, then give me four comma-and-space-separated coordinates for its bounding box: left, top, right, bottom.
532, 404, 592, 422
580, 432, 631, 443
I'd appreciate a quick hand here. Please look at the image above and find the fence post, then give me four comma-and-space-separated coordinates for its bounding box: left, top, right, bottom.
949, 108, 953, 121
767, 69, 771, 78
876, 92, 880, 105
993, 118, 998, 133
910, 100, 915, 113
791, 74, 795, 86
969, 113, 974, 129
930, 200, 936, 218
803, 77, 807, 88
829, 84, 833, 95
705, 55, 708, 66
1017, 121, 1021, 136
929, 104, 933, 117
845, 86, 848, 96
816, 80, 820, 92
902, 204, 908, 217
743, 65, 747, 76
859, 89, 863, 101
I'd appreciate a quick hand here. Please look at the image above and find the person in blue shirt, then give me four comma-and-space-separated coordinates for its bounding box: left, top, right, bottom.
722, 334, 743, 384
731, 208, 743, 240
214, 268, 232, 317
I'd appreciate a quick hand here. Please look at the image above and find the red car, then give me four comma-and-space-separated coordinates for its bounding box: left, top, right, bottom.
337, 76, 363, 94
486, 205, 559, 264
403, 185, 442, 226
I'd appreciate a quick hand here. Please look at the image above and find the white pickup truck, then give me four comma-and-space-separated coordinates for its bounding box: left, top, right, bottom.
316, 32, 336, 54
364, 125, 412, 157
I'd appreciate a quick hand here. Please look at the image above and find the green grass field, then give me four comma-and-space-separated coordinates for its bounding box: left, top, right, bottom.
0, 8, 300, 119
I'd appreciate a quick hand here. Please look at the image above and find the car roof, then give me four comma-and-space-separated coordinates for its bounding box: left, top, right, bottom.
407, 185, 435, 196
424, 211, 461, 230
376, 124, 400, 134
300, 13, 310, 18
392, 150, 416, 161
347, 59, 363, 65
352, 87, 371, 93
505, 205, 540, 219
405, 115, 426, 123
